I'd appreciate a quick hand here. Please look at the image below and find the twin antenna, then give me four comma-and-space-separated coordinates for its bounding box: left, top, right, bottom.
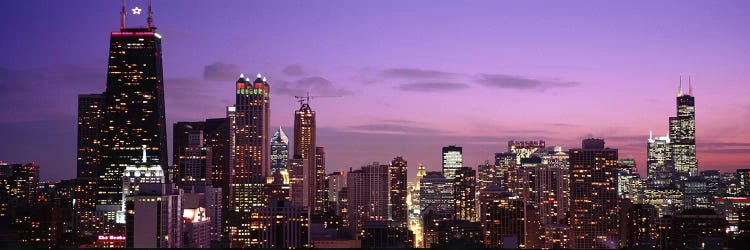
121, 0, 154, 30
678, 75, 694, 97
294, 92, 342, 106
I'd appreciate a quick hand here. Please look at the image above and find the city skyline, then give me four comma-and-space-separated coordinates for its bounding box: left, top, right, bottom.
1, 1, 750, 181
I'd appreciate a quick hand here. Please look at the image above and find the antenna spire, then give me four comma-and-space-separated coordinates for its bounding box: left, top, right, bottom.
142, 145, 148, 164
688, 76, 693, 96
677, 76, 683, 97
649, 130, 653, 140
120, 0, 126, 30
147, 0, 153, 29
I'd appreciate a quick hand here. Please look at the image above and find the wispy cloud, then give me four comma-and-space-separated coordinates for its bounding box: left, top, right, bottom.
274, 76, 353, 96
397, 82, 469, 92
382, 68, 455, 79
282, 64, 306, 76
476, 74, 579, 91
203, 62, 241, 81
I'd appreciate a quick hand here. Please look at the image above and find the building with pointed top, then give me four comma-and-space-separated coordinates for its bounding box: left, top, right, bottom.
271, 127, 289, 175
294, 99, 319, 213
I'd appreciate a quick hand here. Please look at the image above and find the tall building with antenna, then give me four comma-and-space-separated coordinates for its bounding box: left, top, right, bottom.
293, 97, 318, 213
98, 0, 167, 233
670, 77, 697, 179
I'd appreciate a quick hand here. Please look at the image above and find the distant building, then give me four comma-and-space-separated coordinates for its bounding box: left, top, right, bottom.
390, 157, 408, 223
442, 146, 462, 179
647, 133, 674, 188
419, 171, 454, 218
623, 204, 659, 248
669, 82, 697, 179
270, 127, 289, 174
669, 208, 727, 249
257, 200, 309, 248
174, 124, 212, 187
360, 220, 413, 248
738, 169, 750, 196
479, 185, 524, 248
435, 220, 483, 248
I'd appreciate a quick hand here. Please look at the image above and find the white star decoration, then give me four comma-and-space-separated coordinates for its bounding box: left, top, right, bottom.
131, 7, 142, 15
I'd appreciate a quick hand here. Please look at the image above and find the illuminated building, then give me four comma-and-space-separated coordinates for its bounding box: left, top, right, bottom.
99, 3, 168, 221
390, 157, 408, 224
494, 152, 516, 192
228, 73, 270, 247
288, 157, 305, 207
419, 171, 454, 219
669, 208, 727, 249
122, 146, 165, 216
669, 80, 697, 179
477, 160, 497, 191
174, 126, 212, 187
738, 169, 750, 196
360, 220, 413, 248
542, 224, 570, 249
647, 133, 674, 188
441, 145, 462, 179
623, 204, 659, 248
347, 163, 389, 237
569, 138, 620, 249
325, 171, 346, 215
183, 207, 211, 248
682, 176, 712, 209
541, 147, 570, 225
76, 94, 105, 236
182, 183, 223, 242
738, 206, 750, 244
173, 122, 206, 182
294, 99, 318, 213
453, 167, 476, 221
314, 147, 327, 219
256, 200, 309, 248
125, 183, 183, 248
270, 127, 289, 175
701, 170, 723, 197
264, 169, 291, 205
479, 185, 524, 248
508, 140, 545, 164
617, 158, 641, 201
434, 220, 483, 248
640, 188, 684, 217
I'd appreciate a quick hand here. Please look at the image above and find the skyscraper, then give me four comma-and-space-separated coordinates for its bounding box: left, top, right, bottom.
454, 167, 477, 222
479, 185, 525, 248
294, 100, 317, 213
229, 73, 271, 247
647, 133, 674, 188
270, 127, 289, 175
174, 124, 212, 186
99, 3, 168, 211
569, 138, 620, 249
314, 147, 327, 217
390, 157, 408, 223
442, 145, 463, 180
76, 93, 104, 234
347, 163, 390, 236
669, 79, 697, 178
173, 122, 206, 183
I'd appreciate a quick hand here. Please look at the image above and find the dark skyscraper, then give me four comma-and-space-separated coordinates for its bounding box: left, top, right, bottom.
173, 122, 206, 181
97, 4, 168, 234
569, 138, 620, 249
314, 147, 327, 216
390, 157, 408, 223
670, 80, 697, 178
229, 73, 271, 247
77, 93, 105, 179
294, 100, 317, 212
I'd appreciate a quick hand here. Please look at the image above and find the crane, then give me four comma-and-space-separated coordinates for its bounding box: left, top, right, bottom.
294, 92, 342, 106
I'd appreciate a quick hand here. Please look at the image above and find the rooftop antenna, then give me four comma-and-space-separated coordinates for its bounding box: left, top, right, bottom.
141, 145, 148, 163
147, 0, 153, 29
689, 76, 693, 96
677, 75, 683, 97
120, 0, 126, 30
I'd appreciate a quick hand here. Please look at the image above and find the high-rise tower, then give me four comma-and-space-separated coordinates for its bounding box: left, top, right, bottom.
98, 1, 168, 231
669, 78, 697, 178
390, 157, 408, 224
442, 145, 463, 179
229, 73, 271, 247
294, 99, 317, 212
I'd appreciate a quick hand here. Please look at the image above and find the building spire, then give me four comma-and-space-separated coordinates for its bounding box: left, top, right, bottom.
677, 75, 683, 97
649, 130, 653, 140
142, 145, 148, 163
120, 0, 126, 30
688, 76, 693, 96
147, 0, 153, 29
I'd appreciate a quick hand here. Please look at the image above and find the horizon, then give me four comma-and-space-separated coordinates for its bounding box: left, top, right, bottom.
1, 0, 749, 181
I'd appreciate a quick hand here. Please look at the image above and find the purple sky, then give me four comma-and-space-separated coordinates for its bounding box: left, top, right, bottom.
1, 0, 749, 181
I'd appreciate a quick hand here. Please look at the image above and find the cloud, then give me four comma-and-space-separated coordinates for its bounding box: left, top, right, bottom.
274, 76, 353, 96
349, 123, 442, 135
203, 62, 241, 81
476, 74, 579, 91
282, 64, 306, 76
397, 82, 469, 92
382, 68, 455, 79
